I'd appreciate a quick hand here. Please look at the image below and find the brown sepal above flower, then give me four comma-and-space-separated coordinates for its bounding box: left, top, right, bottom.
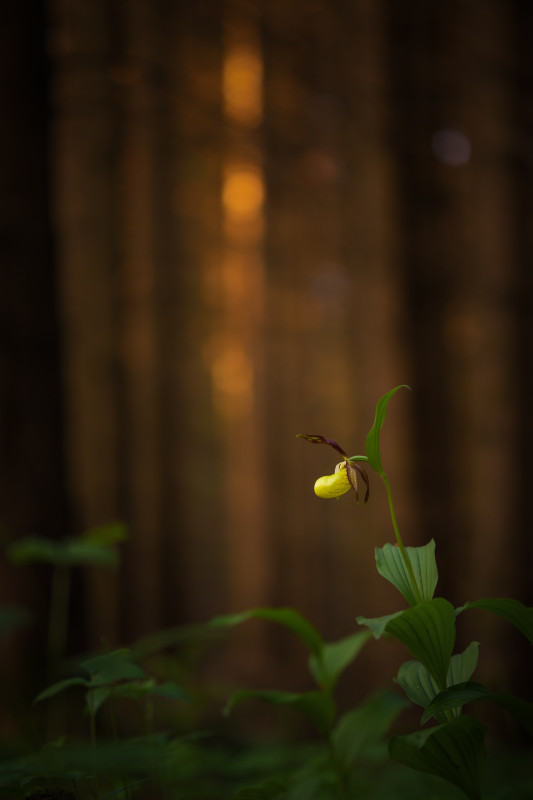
296, 434, 348, 459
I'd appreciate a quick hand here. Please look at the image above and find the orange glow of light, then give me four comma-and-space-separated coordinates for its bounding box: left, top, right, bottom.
222, 166, 264, 222
223, 45, 263, 126
204, 338, 254, 419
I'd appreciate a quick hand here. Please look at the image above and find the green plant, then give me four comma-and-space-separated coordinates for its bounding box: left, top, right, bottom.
208, 608, 407, 798
298, 386, 533, 799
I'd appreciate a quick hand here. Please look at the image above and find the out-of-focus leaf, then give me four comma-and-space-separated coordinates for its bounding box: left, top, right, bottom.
365, 385, 410, 475
7, 536, 118, 567
389, 716, 487, 800
224, 689, 336, 735
332, 690, 408, 770
376, 540, 438, 606
34, 677, 90, 704
210, 607, 324, 657
82, 522, 128, 545
81, 649, 145, 684
309, 630, 371, 690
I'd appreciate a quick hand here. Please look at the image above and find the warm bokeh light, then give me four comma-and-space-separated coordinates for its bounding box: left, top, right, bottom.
223, 44, 263, 126
222, 166, 264, 221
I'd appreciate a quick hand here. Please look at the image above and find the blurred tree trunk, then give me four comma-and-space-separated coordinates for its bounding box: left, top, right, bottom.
0, 0, 69, 679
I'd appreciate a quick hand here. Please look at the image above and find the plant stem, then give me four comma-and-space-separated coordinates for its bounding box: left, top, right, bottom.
327, 738, 349, 800
381, 473, 423, 606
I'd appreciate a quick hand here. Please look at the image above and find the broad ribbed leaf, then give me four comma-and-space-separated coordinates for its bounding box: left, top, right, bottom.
396, 642, 479, 721
423, 682, 533, 735
458, 598, 533, 644
376, 540, 437, 606
210, 607, 324, 656
365, 385, 410, 475
386, 599, 456, 689
332, 690, 408, 770
309, 630, 371, 690
224, 689, 336, 735
389, 716, 487, 800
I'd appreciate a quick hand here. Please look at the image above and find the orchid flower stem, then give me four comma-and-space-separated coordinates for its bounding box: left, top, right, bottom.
381, 473, 423, 607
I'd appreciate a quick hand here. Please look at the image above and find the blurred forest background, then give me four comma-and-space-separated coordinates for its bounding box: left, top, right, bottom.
1, 0, 532, 714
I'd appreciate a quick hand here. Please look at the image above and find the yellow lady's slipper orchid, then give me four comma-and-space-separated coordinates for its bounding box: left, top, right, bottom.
314, 462, 352, 499
297, 433, 370, 503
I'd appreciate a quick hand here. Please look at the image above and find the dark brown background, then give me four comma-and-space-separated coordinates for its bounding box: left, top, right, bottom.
1, 0, 532, 710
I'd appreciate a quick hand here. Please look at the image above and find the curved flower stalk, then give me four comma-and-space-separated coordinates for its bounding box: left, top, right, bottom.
296, 434, 370, 503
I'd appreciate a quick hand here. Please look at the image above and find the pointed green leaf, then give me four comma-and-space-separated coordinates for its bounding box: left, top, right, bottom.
356, 610, 403, 639
210, 607, 324, 656
34, 676, 90, 704
308, 630, 371, 690
390, 716, 487, 800
385, 599, 456, 689
81, 649, 145, 684
365, 385, 410, 475
396, 642, 479, 721
376, 540, 438, 606
224, 688, 336, 735
448, 641, 479, 686
422, 682, 533, 735
458, 598, 533, 644
331, 690, 408, 770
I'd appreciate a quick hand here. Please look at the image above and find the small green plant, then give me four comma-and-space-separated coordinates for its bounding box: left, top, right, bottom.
208, 607, 407, 797
298, 385, 533, 799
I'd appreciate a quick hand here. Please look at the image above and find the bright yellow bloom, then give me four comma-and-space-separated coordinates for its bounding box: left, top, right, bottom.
314, 462, 352, 499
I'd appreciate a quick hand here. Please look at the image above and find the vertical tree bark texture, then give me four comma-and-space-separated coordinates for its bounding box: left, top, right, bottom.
30, 0, 533, 701
49, 0, 123, 647
0, 0, 69, 657
386, 0, 524, 694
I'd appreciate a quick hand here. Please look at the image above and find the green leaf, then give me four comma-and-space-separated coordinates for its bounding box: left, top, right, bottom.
82, 522, 128, 545
331, 690, 408, 770
81, 649, 146, 684
224, 689, 336, 735
86, 685, 111, 715
365, 385, 410, 475
396, 642, 479, 721
386, 599, 456, 689
376, 540, 438, 606
356, 610, 404, 639
308, 630, 371, 690
34, 676, 90, 704
7, 537, 65, 565
6, 535, 118, 567
210, 607, 324, 657
422, 682, 533, 735
389, 716, 487, 800
458, 598, 533, 645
